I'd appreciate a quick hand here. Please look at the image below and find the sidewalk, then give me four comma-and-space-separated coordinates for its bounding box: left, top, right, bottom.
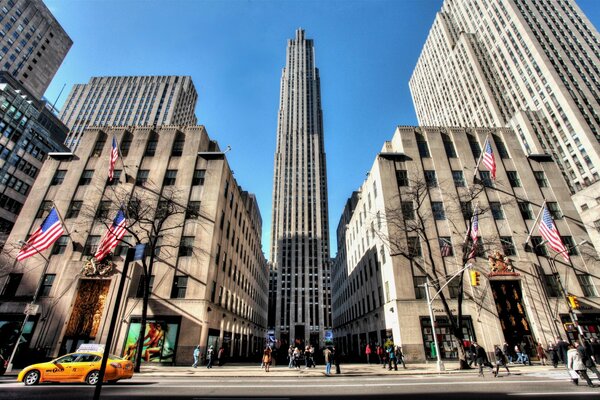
137, 362, 560, 378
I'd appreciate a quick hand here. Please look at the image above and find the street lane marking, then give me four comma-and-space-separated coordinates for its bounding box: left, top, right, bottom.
509, 393, 599, 396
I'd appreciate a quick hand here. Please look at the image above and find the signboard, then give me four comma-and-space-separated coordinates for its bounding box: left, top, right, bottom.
77, 343, 105, 353
24, 303, 39, 316
324, 330, 333, 342
134, 244, 147, 261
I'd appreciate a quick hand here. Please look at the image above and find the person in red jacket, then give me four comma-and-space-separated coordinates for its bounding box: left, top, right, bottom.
365, 343, 372, 364
376, 344, 384, 366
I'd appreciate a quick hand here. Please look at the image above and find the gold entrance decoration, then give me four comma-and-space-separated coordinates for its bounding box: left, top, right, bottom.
488, 250, 520, 276
65, 280, 110, 339
81, 257, 116, 277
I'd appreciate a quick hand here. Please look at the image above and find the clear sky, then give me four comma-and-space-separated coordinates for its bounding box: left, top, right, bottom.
43, 0, 600, 260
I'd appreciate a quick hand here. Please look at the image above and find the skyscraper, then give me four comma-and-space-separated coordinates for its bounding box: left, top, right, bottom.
410, 0, 600, 194
59, 76, 198, 150
270, 29, 331, 346
0, 0, 72, 100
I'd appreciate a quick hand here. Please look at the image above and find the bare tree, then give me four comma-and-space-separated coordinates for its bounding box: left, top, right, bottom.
81, 180, 206, 372
378, 175, 493, 369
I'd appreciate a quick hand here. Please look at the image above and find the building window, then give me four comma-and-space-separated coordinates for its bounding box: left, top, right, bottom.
500, 236, 516, 256
186, 201, 200, 219
534, 171, 548, 187
66, 201, 82, 219
407, 237, 422, 257
51, 170, 66, 185
460, 201, 472, 220
114, 235, 131, 256
36, 200, 52, 218
163, 170, 177, 186
416, 133, 430, 158
448, 279, 460, 299
479, 171, 493, 187
414, 276, 426, 299
431, 202, 445, 220
108, 170, 121, 185
577, 274, 598, 297
136, 170, 149, 186
171, 135, 184, 156
96, 200, 110, 220
439, 237, 453, 257
493, 135, 510, 159
544, 274, 560, 297
179, 236, 194, 257
51, 235, 69, 255
83, 235, 101, 256
136, 274, 155, 298
192, 169, 205, 186
442, 134, 457, 158
531, 236, 548, 256
120, 136, 132, 156
518, 202, 533, 220
490, 202, 504, 220
424, 170, 437, 187
1, 273, 22, 297
452, 170, 465, 187
145, 134, 158, 156
92, 137, 106, 156
171, 275, 188, 299
507, 171, 521, 187
467, 134, 481, 159
561, 236, 577, 255
79, 170, 94, 186
37, 274, 55, 297
401, 201, 414, 220
547, 202, 562, 219
396, 170, 409, 186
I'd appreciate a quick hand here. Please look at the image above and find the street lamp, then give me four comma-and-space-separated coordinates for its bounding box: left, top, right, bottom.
548, 240, 588, 338
6, 241, 51, 372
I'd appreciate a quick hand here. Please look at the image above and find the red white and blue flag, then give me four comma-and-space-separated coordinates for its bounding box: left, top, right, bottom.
482, 138, 496, 180
440, 238, 452, 257
109, 135, 119, 182
539, 206, 569, 262
17, 207, 65, 261
94, 208, 127, 261
468, 206, 479, 259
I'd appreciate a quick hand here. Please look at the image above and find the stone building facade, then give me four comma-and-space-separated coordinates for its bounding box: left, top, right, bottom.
332, 126, 599, 362
0, 125, 268, 366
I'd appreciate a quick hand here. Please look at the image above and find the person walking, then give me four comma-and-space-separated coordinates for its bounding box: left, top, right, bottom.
376, 345, 384, 366
567, 344, 594, 387
469, 342, 477, 367
217, 346, 225, 366
323, 346, 332, 376
578, 339, 600, 381
556, 337, 569, 364
474, 343, 492, 377
206, 345, 214, 369
395, 346, 407, 369
334, 347, 342, 374
262, 346, 272, 373
192, 345, 201, 368
387, 344, 398, 371
536, 342, 547, 366
293, 346, 302, 370
502, 342, 513, 364
288, 345, 294, 368
591, 338, 600, 363
365, 343, 372, 365
304, 344, 314, 368
492, 345, 510, 377
547, 342, 559, 368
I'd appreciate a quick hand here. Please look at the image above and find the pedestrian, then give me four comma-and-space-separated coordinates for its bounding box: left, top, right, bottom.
469, 342, 477, 367
567, 344, 594, 387
387, 344, 398, 371
535, 342, 547, 366
376, 344, 384, 366
206, 345, 214, 369
323, 346, 332, 376
591, 338, 600, 363
546, 342, 558, 368
192, 345, 201, 368
262, 346, 272, 373
514, 344, 524, 364
334, 347, 343, 374
395, 346, 407, 369
578, 339, 600, 381
522, 341, 532, 365
288, 345, 294, 368
492, 345, 510, 377
474, 343, 493, 377
293, 346, 301, 370
556, 337, 569, 364
503, 342, 513, 364
365, 343, 372, 365
217, 346, 225, 366
305, 344, 314, 368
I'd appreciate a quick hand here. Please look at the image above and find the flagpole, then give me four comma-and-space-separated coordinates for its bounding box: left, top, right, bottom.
523, 200, 546, 248
472, 136, 488, 182
50, 202, 72, 238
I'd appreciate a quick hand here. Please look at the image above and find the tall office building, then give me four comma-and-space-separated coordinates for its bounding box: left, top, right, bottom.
270, 29, 331, 346
410, 0, 600, 194
0, 0, 72, 100
59, 76, 198, 150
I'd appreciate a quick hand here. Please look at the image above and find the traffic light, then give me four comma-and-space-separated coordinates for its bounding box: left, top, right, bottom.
567, 295, 580, 309
469, 270, 480, 286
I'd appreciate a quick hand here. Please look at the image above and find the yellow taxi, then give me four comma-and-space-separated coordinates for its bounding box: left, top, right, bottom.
17, 348, 134, 385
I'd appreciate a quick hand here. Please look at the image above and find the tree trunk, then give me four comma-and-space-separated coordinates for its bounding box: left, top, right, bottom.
454, 338, 471, 369
134, 258, 153, 373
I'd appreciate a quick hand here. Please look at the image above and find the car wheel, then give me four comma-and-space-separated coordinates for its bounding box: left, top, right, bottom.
23, 370, 41, 386
86, 370, 100, 385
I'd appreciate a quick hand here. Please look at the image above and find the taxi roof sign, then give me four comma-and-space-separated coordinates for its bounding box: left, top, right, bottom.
77, 343, 105, 353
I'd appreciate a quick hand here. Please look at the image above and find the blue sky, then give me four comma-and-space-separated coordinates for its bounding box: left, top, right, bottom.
43, 0, 600, 260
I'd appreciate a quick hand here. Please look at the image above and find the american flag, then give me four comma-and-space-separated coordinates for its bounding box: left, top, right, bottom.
94, 208, 128, 261
108, 135, 119, 182
539, 206, 569, 262
482, 138, 496, 180
440, 238, 452, 257
468, 206, 479, 259
17, 207, 65, 261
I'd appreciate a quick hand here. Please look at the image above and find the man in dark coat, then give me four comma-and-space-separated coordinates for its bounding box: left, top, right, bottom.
578, 339, 600, 380
555, 337, 569, 364
591, 338, 600, 363
474, 343, 492, 377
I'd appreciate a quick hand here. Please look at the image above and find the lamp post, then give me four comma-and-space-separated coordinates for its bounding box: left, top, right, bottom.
548, 240, 588, 338
6, 241, 51, 372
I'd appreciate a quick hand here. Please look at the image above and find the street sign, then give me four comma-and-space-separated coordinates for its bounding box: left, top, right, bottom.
134, 243, 146, 261
24, 303, 39, 315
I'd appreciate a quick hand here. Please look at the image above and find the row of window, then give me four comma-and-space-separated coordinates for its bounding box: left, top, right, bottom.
51, 168, 206, 188
395, 168, 549, 189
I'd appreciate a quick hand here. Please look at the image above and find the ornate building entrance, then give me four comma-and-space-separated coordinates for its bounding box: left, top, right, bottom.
491, 279, 535, 349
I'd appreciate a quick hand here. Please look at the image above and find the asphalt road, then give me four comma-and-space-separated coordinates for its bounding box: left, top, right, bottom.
1, 370, 598, 399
